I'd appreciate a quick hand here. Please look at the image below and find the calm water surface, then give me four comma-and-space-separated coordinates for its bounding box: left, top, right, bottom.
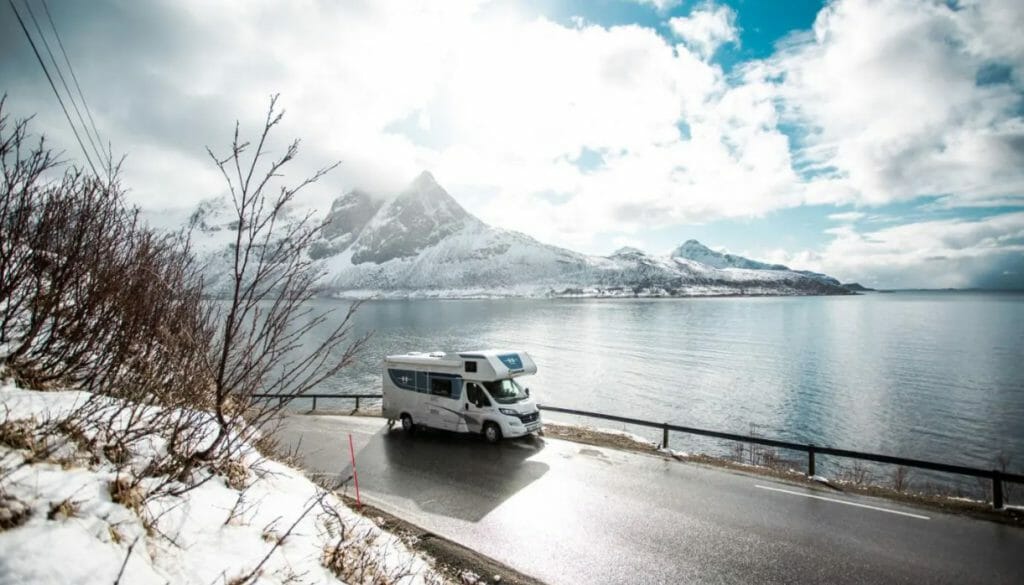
304, 292, 1024, 475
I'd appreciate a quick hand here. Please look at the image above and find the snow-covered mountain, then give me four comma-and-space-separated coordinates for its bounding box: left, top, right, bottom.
672, 240, 840, 285
304, 172, 849, 298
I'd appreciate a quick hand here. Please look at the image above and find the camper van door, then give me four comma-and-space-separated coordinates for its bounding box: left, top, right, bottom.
426, 373, 463, 431
464, 382, 491, 432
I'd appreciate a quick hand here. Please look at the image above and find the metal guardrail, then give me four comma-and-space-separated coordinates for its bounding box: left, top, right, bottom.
538, 405, 1024, 509
251, 393, 382, 412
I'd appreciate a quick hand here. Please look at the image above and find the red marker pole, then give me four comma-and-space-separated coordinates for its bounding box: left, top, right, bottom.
348, 433, 362, 509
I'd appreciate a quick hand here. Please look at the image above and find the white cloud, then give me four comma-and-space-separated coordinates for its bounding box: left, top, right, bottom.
668, 2, 739, 58
629, 0, 683, 13
3, 0, 1021, 269
757, 0, 1024, 208
827, 211, 866, 222
764, 212, 1024, 288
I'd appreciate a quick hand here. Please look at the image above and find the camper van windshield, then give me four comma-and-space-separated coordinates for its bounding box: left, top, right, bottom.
483, 379, 527, 404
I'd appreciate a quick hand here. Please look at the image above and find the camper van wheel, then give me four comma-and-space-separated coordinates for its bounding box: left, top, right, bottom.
400, 414, 414, 433
483, 422, 502, 444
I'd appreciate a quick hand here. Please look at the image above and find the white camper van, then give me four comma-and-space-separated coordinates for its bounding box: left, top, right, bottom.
382, 350, 542, 443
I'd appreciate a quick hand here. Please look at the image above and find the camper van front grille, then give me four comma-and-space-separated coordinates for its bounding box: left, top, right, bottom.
519, 411, 540, 424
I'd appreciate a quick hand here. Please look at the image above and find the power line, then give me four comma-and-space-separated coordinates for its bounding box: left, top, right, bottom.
40, 0, 111, 176
19, 0, 109, 181
8, 0, 99, 179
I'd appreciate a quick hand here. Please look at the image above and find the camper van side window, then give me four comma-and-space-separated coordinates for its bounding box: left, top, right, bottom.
467, 383, 491, 407
430, 378, 452, 398
464, 361, 477, 373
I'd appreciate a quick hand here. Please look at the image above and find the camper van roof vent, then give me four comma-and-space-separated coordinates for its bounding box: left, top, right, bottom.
428, 351, 446, 358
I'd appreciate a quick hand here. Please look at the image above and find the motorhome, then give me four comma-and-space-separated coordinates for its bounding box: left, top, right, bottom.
382, 349, 542, 443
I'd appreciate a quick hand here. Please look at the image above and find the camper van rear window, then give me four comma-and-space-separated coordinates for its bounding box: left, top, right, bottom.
388, 369, 419, 391
464, 361, 477, 373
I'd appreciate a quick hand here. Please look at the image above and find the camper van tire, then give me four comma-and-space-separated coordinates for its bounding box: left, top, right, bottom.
400, 414, 415, 433
483, 422, 502, 444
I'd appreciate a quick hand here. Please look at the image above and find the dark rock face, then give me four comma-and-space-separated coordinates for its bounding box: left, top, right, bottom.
349, 172, 480, 264
309, 190, 383, 260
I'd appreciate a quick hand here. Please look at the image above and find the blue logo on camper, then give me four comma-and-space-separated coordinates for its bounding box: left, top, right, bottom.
498, 353, 523, 371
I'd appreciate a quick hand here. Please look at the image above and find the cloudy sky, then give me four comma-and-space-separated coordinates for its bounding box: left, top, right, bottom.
2, 0, 1023, 289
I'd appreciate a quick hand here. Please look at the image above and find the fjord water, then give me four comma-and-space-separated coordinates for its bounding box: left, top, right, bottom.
310, 292, 1024, 475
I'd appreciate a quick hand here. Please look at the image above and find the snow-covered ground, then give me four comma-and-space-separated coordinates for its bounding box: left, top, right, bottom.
0, 384, 446, 585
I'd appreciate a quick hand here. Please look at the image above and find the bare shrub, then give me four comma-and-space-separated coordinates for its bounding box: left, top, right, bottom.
840, 460, 874, 487
0, 97, 374, 574
729, 441, 745, 462
320, 499, 418, 585
892, 465, 911, 493
189, 94, 369, 469
1, 94, 215, 407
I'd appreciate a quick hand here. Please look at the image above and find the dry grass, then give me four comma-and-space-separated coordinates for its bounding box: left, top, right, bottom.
211, 459, 250, 491
108, 476, 145, 516
47, 497, 80, 521
0, 494, 31, 531
0, 418, 38, 452
542, 422, 657, 454
251, 433, 305, 470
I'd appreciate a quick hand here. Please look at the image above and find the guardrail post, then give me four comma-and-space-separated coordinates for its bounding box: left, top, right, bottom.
662, 424, 669, 450
993, 470, 1004, 509
355, 396, 361, 411
279, 396, 285, 407
807, 445, 816, 477
312, 396, 317, 411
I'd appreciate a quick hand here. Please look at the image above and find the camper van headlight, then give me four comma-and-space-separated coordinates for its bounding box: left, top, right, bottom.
499, 408, 519, 417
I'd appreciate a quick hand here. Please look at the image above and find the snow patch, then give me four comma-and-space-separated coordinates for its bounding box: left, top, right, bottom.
0, 384, 445, 585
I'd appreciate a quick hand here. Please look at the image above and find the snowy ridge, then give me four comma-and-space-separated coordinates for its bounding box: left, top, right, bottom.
672, 240, 840, 285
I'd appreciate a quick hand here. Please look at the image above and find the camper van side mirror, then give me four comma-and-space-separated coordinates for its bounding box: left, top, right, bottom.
525, 387, 530, 397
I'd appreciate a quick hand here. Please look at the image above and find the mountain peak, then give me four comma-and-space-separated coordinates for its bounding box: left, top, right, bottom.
410, 170, 440, 190
673, 240, 711, 257
673, 239, 793, 272
395, 170, 470, 219
342, 171, 480, 264
612, 246, 647, 257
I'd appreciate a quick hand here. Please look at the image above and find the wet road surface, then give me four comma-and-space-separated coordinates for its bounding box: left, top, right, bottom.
274, 415, 1024, 585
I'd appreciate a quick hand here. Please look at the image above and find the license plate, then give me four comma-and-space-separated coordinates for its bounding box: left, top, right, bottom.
527, 424, 541, 432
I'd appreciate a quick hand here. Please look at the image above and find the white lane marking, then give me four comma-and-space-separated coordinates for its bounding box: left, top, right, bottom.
755, 485, 930, 520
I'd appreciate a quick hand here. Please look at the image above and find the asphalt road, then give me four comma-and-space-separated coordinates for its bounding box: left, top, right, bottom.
274, 414, 1024, 585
